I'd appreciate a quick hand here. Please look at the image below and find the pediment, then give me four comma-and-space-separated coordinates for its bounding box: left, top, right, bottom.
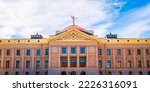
49, 30, 97, 41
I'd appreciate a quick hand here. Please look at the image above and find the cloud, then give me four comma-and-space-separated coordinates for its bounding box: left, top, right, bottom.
0, 0, 123, 38
110, 4, 150, 38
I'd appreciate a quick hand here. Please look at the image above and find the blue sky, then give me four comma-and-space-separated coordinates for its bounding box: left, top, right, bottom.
0, 0, 150, 38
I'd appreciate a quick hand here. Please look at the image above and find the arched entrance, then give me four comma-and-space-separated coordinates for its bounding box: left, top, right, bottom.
80, 71, 86, 75
107, 71, 112, 75
139, 71, 143, 75
15, 72, 19, 75
61, 71, 67, 75
128, 71, 132, 75
36, 72, 40, 75
70, 71, 76, 75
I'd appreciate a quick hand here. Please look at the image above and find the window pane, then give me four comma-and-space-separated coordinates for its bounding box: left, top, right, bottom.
36, 60, 40, 68
37, 49, 41, 56
80, 47, 86, 54
106, 49, 111, 55
106, 60, 111, 68
62, 47, 67, 54
45, 60, 48, 68
98, 49, 102, 55
98, 60, 102, 68
26, 49, 30, 56
26, 60, 30, 69
71, 47, 76, 54
16, 50, 20, 55
45, 49, 49, 55
117, 49, 121, 55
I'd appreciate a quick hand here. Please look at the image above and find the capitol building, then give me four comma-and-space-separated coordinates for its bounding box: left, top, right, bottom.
0, 23, 150, 75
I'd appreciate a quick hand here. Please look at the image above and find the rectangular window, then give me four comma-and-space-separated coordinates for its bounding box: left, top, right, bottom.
61, 59, 68, 67
6, 60, 10, 68
128, 60, 132, 68
106, 60, 111, 68
62, 47, 67, 54
137, 49, 141, 55
71, 47, 76, 54
98, 60, 102, 68
36, 49, 41, 56
147, 60, 150, 68
79, 59, 86, 67
26, 60, 30, 69
137, 60, 142, 68
146, 49, 149, 55
70, 60, 77, 67
45, 49, 49, 55
117, 49, 121, 55
16, 60, 20, 68
106, 49, 111, 55
98, 49, 102, 55
117, 60, 121, 68
36, 60, 40, 69
0, 50, 1, 55
0, 60, 1, 68
6, 50, 10, 55
16, 50, 20, 56
127, 49, 131, 55
80, 47, 86, 54
26, 49, 30, 56
45, 60, 49, 68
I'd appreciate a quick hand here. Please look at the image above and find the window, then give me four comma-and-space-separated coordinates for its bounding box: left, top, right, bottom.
106, 49, 111, 55
16, 50, 20, 56
0, 50, 1, 55
128, 71, 132, 75
98, 49, 102, 55
26, 49, 30, 56
128, 60, 132, 68
45, 49, 49, 55
127, 49, 131, 55
0, 60, 1, 69
80, 47, 86, 54
6, 60, 10, 68
147, 60, 150, 68
70, 60, 77, 67
71, 47, 76, 54
45, 60, 48, 68
36, 49, 41, 56
26, 60, 30, 69
36, 60, 40, 69
117, 60, 121, 68
117, 49, 121, 55
137, 49, 141, 55
6, 50, 10, 55
106, 60, 111, 68
16, 60, 20, 68
61, 59, 68, 67
80, 59, 86, 67
98, 60, 102, 68
62, 47, 67, 54
146, 49, 149, 55
137, 60, 142, 68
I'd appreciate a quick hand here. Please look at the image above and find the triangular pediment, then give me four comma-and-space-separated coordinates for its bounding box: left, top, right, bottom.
49, 30, 97, 41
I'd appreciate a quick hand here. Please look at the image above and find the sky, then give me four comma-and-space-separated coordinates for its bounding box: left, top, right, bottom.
0, 0, 150, 38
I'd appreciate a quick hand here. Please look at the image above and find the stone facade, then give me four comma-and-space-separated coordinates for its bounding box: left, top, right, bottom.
0, 25, 150, 75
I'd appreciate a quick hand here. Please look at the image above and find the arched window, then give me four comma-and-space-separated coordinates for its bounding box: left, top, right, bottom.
70, 71, 76, 75
25, 72, 29, 75
36, 72, 40, 75
80, 71, 86, 75
15, 72, 19, 75
16, 60, 20, 68
61, 71, 67, 75
6, 60, 10, 68
148, 71, 150, 75
118, 71, 122, 75
107, 71, 112, 75
139, 71, 143, 75
45, 71, 48, 75
26, 60, 30, 69
128, 71, 132, 75
36, 60, 40, 69
5, 72, 9, 75
99, 71, 103, 75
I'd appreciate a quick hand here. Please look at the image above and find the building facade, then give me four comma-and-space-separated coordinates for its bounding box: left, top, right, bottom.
0, 25, 150, 75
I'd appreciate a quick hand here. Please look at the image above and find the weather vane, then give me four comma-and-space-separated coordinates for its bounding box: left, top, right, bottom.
71, 16, 78, 26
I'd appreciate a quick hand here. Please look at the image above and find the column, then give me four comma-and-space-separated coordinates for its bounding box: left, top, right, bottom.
31, 48, 35, 69
113, 48, 116, 69
77, 46, 79, 67
21, 48, 25, 74
67, 46, 70, 67
133, 48, 136, 68
1, 49, 4, 69
86, 46, 89, 67
143, 48, 146, 68
123, 48, 126, 69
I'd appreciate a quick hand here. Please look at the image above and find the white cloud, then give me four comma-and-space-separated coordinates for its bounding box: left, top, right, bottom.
0, 0, 123, 38
110, 4, 150, 38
